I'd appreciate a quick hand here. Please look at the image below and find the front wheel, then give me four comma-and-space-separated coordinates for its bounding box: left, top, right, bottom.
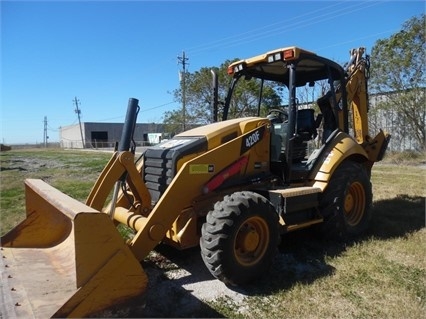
200, 191, 279, 285
319, 161, 372, 238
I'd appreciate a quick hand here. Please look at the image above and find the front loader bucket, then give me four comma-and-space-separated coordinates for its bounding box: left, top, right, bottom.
1, 179, 148, 318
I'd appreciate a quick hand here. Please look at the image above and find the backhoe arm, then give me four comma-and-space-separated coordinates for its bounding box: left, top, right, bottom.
333, 48, 370, 143
345, 47, 370, 144
335, 48, 390, 162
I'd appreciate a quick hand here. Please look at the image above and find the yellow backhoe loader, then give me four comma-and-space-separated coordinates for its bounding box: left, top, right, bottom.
1, 46, 390, 318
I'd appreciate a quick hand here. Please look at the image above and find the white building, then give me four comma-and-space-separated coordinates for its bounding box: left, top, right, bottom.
60, 122, 165, 149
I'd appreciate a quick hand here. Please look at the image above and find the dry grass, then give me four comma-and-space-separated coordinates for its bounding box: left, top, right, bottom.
372, 164, 426, 200
209, 162, 425, 318
0, 149, 111, 235
0, 149, 425, 318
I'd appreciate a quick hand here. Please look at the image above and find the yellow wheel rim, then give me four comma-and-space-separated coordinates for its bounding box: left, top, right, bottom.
234, 216, 269, 266
344, 181, 366, 226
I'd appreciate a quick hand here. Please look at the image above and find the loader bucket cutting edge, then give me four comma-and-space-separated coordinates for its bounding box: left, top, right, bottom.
0, 179, 148, 318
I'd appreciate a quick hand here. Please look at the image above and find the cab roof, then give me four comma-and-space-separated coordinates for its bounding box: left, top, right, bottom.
228, 46, 345, 87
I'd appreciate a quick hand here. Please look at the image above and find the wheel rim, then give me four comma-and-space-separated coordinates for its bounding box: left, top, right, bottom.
344, 181, 366, 226
234, 216, 269, 266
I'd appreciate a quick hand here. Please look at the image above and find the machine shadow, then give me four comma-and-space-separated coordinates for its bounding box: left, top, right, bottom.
239, 194, 425, 296
368, 194, 425, 239
240, 194, 426, 297
126, 195, 425, 317
127, 245, 226, 318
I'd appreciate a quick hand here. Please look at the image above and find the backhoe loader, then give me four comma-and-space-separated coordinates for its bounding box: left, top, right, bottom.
1, 46, 390, 318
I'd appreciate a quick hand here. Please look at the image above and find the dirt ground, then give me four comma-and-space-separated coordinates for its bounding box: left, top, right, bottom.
2, 151, 424, 318
129, 246, 247, 318
118, 239, 323, 318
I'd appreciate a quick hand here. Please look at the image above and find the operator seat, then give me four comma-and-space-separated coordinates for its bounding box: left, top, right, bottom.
296, 109, 316, 141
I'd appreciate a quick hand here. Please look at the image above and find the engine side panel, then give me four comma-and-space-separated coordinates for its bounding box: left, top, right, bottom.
143, 117, 272, 204
144, 137, 207, 204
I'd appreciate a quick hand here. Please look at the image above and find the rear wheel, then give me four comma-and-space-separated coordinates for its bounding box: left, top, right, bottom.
319, 161, 372, 238
200, 191, 279, 285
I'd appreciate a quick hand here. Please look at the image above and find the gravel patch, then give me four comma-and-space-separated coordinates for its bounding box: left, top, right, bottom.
137, 247, 248, 318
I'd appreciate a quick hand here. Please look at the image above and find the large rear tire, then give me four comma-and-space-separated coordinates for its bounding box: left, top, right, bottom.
200, 191, 279, 285
319, 161, 372, 238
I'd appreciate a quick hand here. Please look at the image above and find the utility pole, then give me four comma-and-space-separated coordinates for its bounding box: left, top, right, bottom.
43, 116, 48, 148
73, 97, 85, 148
177, 51, 189, 131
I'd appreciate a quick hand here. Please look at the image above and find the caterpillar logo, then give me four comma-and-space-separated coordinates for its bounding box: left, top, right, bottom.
240, 126, 266, 154
189, 164, 215, 174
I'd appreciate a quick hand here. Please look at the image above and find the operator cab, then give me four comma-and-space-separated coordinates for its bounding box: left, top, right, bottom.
224, 46, 347, 184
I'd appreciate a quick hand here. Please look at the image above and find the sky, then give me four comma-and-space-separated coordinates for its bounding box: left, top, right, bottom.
1, 0, 424, 144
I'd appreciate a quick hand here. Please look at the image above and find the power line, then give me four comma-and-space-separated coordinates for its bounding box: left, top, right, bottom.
95, 101, 176, 122
314, 29, 397, 53
47, 124, 59, 132
140, 101, 176, 113
185, 1, 385, 57
185, 1, 343, 55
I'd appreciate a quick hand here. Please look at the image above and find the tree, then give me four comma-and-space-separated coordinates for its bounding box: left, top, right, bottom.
163, 60, 282, 135
370, 14, 426, 151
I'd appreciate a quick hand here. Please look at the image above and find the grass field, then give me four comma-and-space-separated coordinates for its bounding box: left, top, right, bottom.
0, 149, 425, 318
0, 149, 112, 234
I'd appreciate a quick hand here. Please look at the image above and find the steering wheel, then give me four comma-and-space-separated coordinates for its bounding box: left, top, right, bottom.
267, 109, 288, 123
